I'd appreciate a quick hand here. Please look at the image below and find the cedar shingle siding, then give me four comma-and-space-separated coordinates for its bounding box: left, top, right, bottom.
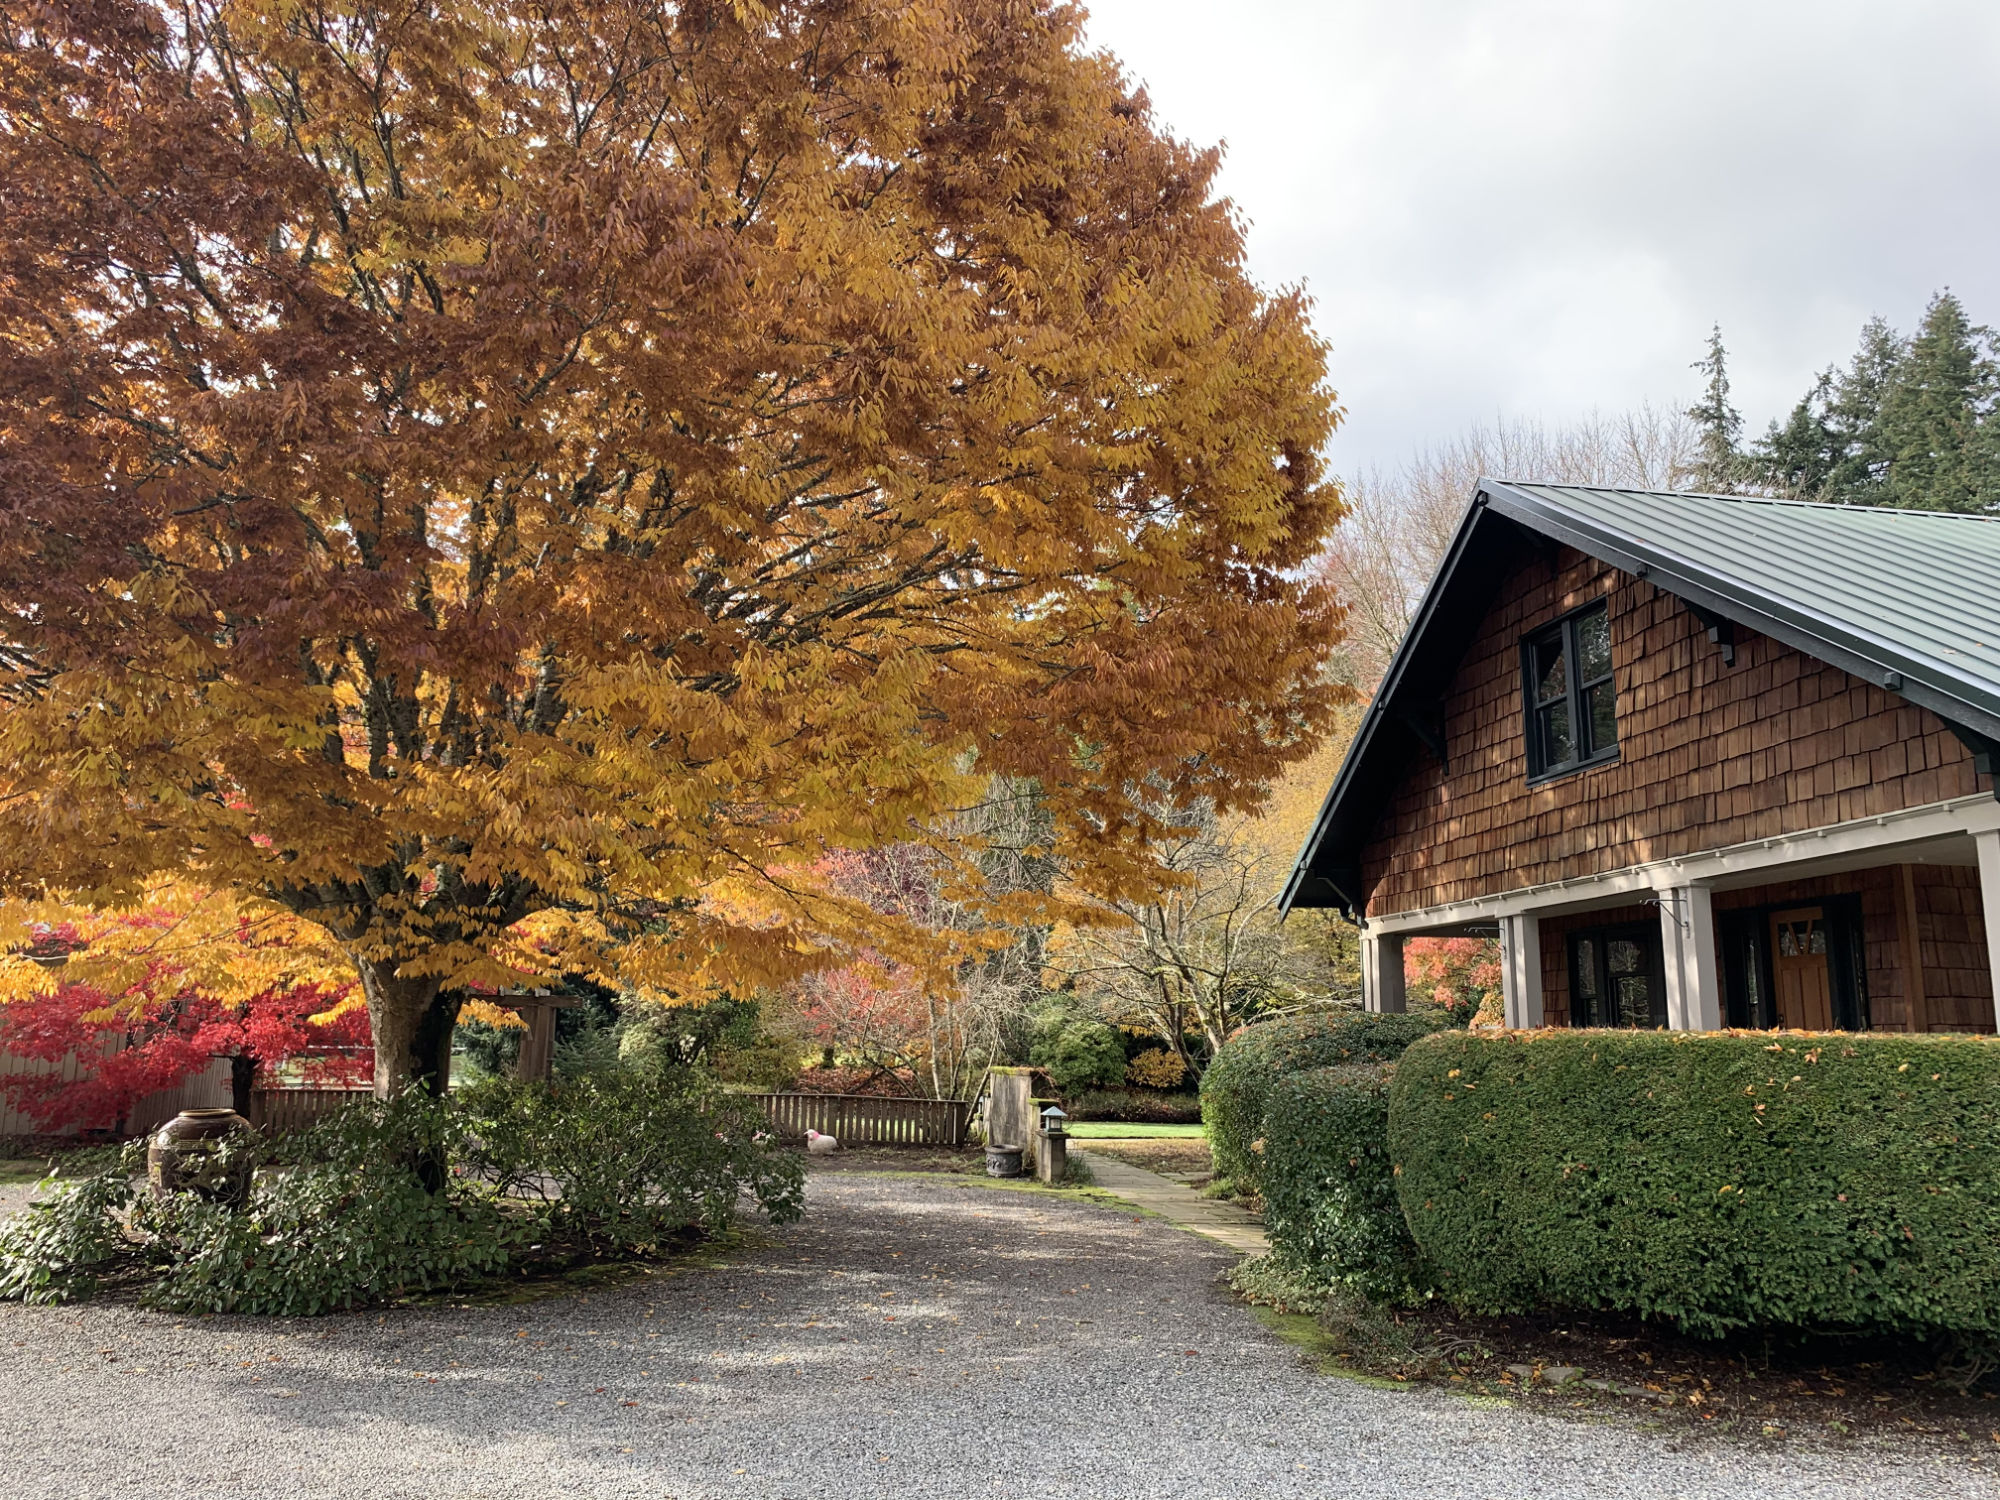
1361, 548, 1982, 917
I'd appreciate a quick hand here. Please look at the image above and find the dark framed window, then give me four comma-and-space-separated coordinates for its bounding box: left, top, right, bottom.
1567, 922, 1666, 1029
1521, 601, 1617, 780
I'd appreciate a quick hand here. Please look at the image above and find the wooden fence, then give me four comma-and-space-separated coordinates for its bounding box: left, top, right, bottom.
747, 1092, 971, 1147
247, 1086, 373, 1135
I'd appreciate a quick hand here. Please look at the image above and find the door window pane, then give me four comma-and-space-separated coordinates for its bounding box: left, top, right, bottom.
1575, 939, 1597, 997
1614, 976, 1652, 1028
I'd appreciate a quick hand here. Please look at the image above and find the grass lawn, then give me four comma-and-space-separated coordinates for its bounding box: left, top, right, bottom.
1065, 1122, 1206, 1139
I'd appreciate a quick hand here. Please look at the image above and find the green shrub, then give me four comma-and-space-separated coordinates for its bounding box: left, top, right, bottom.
0, 1148, 144, 1304
1390, 1029, 2000, 1338
136, 1090, 516, 1316
0, 1073, 805, 1316
1030, 1020, 1127, 1096
1063, 1086, 1202, 1124
1200, 1009, 1454, 1191
1261, 1064, 1428, 1303
457, 1070, 804, 1252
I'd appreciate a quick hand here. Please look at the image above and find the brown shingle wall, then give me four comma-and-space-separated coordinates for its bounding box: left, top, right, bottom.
1911, 865, 1993, 1031
1360, 550, 1983, 916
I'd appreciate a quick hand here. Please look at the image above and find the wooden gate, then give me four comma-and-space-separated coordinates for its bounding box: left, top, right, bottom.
747, 1092, 970, 1147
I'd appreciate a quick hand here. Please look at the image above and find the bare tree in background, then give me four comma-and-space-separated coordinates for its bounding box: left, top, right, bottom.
1322, 406, 1703, 688
1052, 799, 1346, 1074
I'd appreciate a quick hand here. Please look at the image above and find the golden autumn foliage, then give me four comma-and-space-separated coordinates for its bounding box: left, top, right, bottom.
0, 0, 1344, 1092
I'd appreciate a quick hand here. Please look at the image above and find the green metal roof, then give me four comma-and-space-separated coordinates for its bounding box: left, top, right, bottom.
1281, 482, 2000, 916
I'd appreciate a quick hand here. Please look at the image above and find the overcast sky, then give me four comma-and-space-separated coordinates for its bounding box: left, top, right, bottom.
1079, 0, 2000, 476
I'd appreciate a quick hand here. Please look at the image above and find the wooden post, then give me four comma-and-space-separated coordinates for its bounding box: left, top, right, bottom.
1658, 885, 1722, 1031
1973, 830, 2000, 1033
1361, 929, 1406, 1014
1499, 914, 1543, 1028
1894, 864, 1931, 1033
515, 1004, 558, 1082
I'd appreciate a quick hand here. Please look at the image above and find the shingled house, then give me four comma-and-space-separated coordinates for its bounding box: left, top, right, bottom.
1283, 483, 2000, 1034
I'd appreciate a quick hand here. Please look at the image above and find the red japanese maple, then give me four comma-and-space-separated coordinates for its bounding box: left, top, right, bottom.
0, 966, 369, 1133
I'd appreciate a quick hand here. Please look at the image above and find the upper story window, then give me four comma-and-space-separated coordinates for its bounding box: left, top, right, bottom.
1522, 601, 1617, 780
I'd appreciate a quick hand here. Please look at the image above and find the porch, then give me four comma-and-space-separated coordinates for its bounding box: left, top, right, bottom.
1358, 793, 2000, 1033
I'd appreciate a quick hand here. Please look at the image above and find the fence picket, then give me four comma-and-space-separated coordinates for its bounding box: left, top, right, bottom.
743, 1092, 968, 1147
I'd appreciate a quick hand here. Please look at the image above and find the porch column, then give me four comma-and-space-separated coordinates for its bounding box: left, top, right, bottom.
1361, 929, 1406, 1014
1973, 830, 2000, 1032
1499, 913, 1544, 1029
1659, 884, 1723, 1031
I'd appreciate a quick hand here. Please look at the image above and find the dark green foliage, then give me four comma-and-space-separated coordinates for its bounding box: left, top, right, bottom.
1687, 323, 1745, 492
1260, 1064, 1427, 1303
1029, 1018, 1127, 1096
0, 1147, 144, 1304
457, 1071, 804, 1254
618, 993, 797, 1088
1390, 1029, 2000, 1337
1752, 295, 2000, 511
1875, 293, 2000, 513
1062, 1087, 1202, 1124
1200, 1008, 1454, 1190
137, 1094, 514, 1316
0, 1074, 804, 1316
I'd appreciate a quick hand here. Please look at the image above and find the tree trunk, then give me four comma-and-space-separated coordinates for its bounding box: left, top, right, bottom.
355, 959, 460, 1099
229, 1053, 257, 1117
354, 958, 464, 1192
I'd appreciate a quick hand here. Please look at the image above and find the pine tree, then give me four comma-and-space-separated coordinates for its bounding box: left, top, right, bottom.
1820, 316, 1904, 505
1687, 324, 1744, 492
1752, 369, 1839, 499
1875, 291, 2000, 513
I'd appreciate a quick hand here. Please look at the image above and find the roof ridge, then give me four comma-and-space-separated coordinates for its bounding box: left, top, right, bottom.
1493, 480, 2000, 526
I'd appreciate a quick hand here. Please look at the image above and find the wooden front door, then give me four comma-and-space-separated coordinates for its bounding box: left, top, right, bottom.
1770, 906, 1835, 1030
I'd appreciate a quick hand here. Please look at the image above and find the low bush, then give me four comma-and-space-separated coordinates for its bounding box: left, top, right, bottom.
1030, 1019, 1127, 1095
1391, 1028, 2000, 1338
1260, 1064, 1427, 1303
1063, 1086, 1202, 1124
137, 1094, 514, 1316
1200, 1009, 1455, 1191
457, 1071, 804, 1253
0, 1072, 804, 1316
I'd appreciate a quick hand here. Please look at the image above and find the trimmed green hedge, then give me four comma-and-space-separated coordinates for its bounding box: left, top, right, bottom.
1390, 1028, 2000, 1337
1201, 1009, 1454, 1190
1261, 1064, 1427, 1302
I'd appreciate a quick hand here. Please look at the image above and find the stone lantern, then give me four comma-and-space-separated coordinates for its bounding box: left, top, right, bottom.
1035, 1105, 1069, 1185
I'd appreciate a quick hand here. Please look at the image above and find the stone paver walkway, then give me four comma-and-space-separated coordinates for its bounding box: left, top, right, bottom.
1074, 1148, 1268, 1255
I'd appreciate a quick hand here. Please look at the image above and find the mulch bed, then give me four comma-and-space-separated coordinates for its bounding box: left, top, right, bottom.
1343, 1300, 2000, 1444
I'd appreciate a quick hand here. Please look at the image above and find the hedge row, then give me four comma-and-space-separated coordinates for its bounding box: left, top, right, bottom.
1259, 1064, 1426, 1302
1390, 1029, 2000, 1337
1200, 1009, 1453, 1190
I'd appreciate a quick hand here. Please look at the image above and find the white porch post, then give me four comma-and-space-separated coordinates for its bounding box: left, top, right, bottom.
1361, 929, 1406, 1014
1499, 914, 1543, 1029
1973, 830, 2000, 1032
1659, 883, 1723, 1031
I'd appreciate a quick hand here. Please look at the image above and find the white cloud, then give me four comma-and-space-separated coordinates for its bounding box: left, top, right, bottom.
1079, 0, 2000, 472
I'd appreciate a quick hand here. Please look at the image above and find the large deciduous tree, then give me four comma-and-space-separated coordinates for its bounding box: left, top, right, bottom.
0, 0, 1342, 1094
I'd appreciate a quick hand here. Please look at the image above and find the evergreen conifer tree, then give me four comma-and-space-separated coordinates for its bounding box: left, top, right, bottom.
1687, 323, 1744, 492
1753, 370, 1839, 499
1874, 291, 2000, 512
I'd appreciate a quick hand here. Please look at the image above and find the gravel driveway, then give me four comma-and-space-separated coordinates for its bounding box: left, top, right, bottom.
1, 1173, 1989, 1499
